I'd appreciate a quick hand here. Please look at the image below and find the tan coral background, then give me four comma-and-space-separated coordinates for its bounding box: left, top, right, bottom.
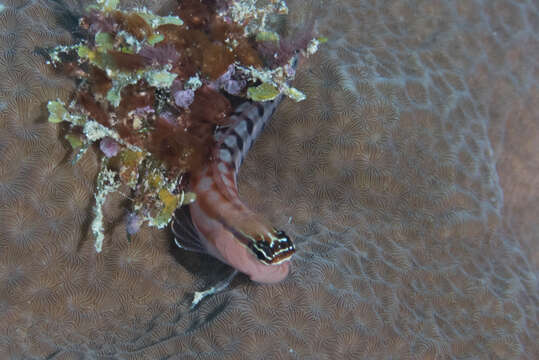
0, 0, 538, 358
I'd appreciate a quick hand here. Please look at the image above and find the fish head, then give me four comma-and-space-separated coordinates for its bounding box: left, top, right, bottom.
246, 229, 296, 266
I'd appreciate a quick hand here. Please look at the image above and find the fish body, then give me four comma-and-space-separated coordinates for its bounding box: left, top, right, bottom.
172, 93, 295, 283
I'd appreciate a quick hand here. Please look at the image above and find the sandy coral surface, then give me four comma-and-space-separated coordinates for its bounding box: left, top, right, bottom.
0, 0, 537, 359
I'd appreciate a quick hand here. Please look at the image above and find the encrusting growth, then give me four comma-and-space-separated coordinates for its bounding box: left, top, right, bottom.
45, 0, 321, 254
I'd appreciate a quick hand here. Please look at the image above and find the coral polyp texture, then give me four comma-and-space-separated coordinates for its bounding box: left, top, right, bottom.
0, 0, 538, 359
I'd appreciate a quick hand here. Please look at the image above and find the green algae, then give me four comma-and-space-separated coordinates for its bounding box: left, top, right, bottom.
247, 82, 280, 101
47, 100, 69, 123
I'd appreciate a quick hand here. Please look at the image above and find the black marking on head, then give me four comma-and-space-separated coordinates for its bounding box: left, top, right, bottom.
216, 217, 295, 265
247, 230, 295, 265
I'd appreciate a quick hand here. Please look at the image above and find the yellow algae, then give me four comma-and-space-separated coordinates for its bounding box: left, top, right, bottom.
156, 189, 180, 227
247, 82, 280, 101
65, 134, 84, 149
95, 32, 114, 52
47, 100, 69, 123
256, 31, 280, 42
147, 172, 163, 189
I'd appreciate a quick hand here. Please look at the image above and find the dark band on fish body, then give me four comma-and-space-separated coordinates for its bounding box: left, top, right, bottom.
231, 109, 245, 117
256, 102, 265, 117
219, 142, 234, 155
244, 116, 254, 134
231, 130, 244, 152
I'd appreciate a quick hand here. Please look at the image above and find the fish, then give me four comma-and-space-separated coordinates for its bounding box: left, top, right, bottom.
172, 84, 296, 284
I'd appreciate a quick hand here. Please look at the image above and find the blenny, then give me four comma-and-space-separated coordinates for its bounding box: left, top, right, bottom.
172, 87, 295, 284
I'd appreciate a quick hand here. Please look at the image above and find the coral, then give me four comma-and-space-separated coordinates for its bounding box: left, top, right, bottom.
44, 0, 314, 251
0, 0, 538, 359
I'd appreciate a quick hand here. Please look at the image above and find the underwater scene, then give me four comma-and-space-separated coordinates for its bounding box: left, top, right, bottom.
0, 0, 537, 358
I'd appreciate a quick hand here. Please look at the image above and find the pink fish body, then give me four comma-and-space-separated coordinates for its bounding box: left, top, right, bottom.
172, 94, 295, 283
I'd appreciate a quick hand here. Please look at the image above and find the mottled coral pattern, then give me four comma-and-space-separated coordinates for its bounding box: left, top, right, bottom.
0, 0, 538, 359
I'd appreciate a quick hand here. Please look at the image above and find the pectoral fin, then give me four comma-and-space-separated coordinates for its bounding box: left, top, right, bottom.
171, 206, 208, 254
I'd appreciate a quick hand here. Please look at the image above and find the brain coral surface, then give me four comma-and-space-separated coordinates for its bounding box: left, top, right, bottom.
0, 0, 538, 359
